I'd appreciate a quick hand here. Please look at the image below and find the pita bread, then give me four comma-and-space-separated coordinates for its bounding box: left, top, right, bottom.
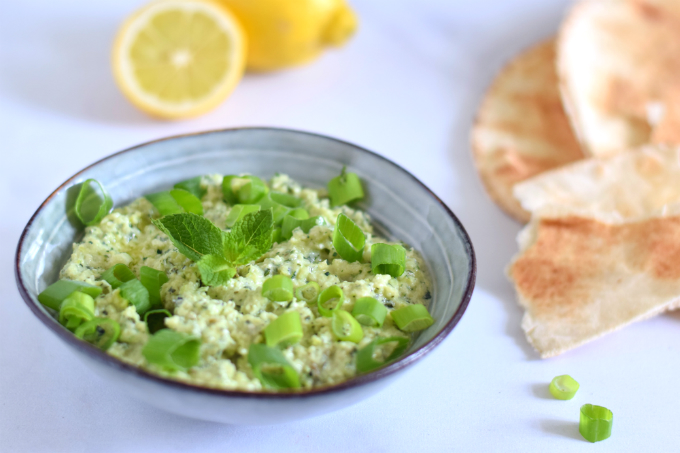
471, 39, 584, 223
514, 144, 680, 219
508, 207, 680, 358
558, 0, 680, 157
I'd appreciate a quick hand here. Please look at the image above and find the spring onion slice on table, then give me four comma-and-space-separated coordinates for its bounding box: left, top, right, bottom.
264, 311, 303, 347
549, 375, 580, 400
295, 282, 320, 303
328, 167, 364, 206
119, 279, 151, 315
371, 243, 406, 277
248, 344, 300, 390
333, 213, 365, 262
75, 179, 113, 226
37, 280, 102, 311
331, 310, 363, 343
142, 329, 200, 372
75, 317, 121, 350
101, 263, 136, 289
579, 404, 613, 443
351, 297, 387, 327
59, 292, 95, 331
144, 309, 172, 334
391, 304, 434, 332
140, 266, 169, 308
222, 175, 269, 204
356, 336, 409, 374
174, 176, 206, 200
262, 275, 294, 302
317, 285, 345, 317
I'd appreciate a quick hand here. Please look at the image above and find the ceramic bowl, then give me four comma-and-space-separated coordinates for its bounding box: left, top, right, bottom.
15, 127, 475, 425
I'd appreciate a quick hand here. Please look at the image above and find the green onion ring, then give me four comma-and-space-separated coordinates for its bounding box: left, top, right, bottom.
549, 375, 580, 400
139, 266, 169, 309
101, 263, 136, 289
257, 192, 303, 225
144, 309, 172, 334
74, 179, 113, 226
262, 275, 294, 302
579, 404, 613, 443
74, 317, 121, 350
264, 311, 303, 348
289, 208, 309, 220
142, 329, 200, 372
225, 204, 261, 228
391, 304, 434, 332
317, 285, 345, 317
371, 243, 406, 277
331, 310, 364, 343
119, 279, 151, 316
248, 343, 300, 390
174, 176, 206, 200
351, 297, 387, 327
58, 292, 95, 331
37, 280, 102, 311
281, 215, 326, 241
355, 336, 409, 374
328, 167, 364, 206
222, 175, 269, 204
333, 213, 365, 262
295, 282, 320, 303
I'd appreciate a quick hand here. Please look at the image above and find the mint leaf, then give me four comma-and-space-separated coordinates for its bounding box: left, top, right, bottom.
197, 254, 237, 286
153, 213, 223, 262
223, 209, 274, 266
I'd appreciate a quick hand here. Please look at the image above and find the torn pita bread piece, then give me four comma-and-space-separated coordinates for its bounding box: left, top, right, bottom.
514, 144, 680, 219
558, 0, 680, 158
471, 39, 584, 223
508, 207, 680, 358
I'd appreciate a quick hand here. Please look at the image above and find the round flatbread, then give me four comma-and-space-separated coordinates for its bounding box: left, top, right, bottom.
557, 0, 680, 158
471, 39, 584, 223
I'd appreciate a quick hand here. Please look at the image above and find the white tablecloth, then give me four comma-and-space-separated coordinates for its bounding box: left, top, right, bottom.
2, 0, 679, 450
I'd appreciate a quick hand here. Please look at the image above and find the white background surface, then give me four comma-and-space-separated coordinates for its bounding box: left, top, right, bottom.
2, 0, 679, 451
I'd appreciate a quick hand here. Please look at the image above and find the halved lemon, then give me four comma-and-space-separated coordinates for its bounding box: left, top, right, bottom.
112, 0, 246, 119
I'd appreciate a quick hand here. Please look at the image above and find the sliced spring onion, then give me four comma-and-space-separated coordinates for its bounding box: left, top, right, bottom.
295, 282, 320, 303
391, 304, 434, 332
257, 192, 303, 225
262, 275, 294, 302
139, 266, 169, 309
59, 292, 95, 331
225, 204, 261, 228
37, 280, 102, 311
75, 179, 113, 226
351, 297, 387, 327
317, 285, 345, 317
371, 243, 406, 277
333, 213, 365, 262
549, 375, 580, 400
272, 227, 282, 244
145, 191, 183, 217
174, 176, 206, 200
74, 317, 120, 350
101, 263, 136, 289
222, 175, 269, 204
281, 215, 326, 240
169, 189, 203, 215
264, 311, 303, 348
328, 167, 364, 206
144, 309, 172, 334
579, 404, 613, 443
248, 343, 300, 390
355, 336, 409, 374
331, 310, 363, 343
142, 329, 200, 372
289, 208, 309, 220
119, 279, 151, 316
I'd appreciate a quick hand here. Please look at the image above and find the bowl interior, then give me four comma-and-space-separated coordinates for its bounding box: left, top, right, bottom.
17, 128, 474, 383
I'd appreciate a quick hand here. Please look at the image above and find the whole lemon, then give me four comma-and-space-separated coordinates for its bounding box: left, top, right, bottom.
220, 0, 357, 71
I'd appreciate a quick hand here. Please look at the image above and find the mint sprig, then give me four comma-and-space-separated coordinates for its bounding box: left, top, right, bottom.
153, 210, 274, 285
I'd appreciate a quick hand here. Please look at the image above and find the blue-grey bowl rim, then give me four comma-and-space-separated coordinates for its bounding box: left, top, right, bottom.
14, 126, 476, 400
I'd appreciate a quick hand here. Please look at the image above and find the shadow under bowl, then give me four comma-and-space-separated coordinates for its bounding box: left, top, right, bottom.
15, 127, 476, 425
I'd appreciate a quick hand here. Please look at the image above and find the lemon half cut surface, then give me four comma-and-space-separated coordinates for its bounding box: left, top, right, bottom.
113, 0, 246, 119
